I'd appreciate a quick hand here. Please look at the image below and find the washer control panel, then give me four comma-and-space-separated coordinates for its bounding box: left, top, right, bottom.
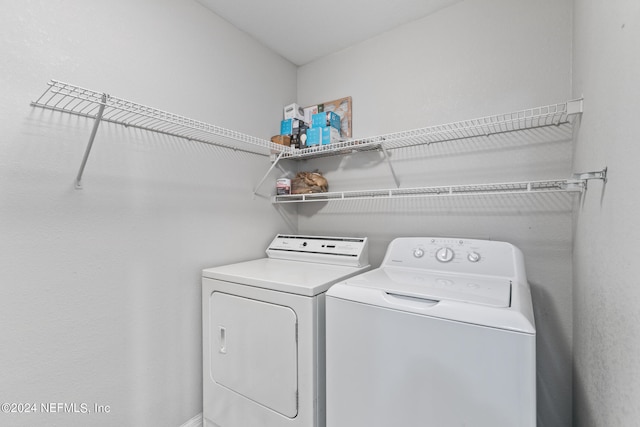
383, 237, 517, 277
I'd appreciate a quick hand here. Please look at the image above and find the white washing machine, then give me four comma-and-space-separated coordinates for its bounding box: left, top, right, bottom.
326, 237, 536, 427
202, 234, 369, 427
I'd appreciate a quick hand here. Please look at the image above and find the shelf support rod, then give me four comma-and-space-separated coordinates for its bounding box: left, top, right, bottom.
253, 151, 286, 196
75, 93, 107, 189
380, 144, 400, 188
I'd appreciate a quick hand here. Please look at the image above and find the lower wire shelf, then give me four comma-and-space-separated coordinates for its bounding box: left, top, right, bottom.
272, 178, 589, 204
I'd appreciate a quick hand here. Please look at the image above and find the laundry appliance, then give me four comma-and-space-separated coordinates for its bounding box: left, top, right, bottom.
202, 234, 369, 427
325, 237, 536, 427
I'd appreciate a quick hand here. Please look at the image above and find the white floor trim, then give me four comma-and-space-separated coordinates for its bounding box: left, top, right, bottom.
179, 412, 203, 427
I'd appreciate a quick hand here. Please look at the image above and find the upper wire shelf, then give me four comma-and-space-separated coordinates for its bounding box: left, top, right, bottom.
31, 80, 289, 157
281, 98, 583, 160
32, 80, 582, 161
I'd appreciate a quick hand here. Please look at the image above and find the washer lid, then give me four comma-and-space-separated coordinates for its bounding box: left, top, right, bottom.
340, 267, 511, 308
328, 267, 535, 334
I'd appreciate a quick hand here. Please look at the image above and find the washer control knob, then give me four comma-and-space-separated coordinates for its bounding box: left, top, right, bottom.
435, 247, 454, 263
467, 251, 481, 263
413, 248, 424, 258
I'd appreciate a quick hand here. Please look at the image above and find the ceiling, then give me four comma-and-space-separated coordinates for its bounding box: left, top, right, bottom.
196, 0, 462, 66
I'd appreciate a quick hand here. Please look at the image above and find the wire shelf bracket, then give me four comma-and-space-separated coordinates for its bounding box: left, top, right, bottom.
380, 144, 401, 188
73, 93, 107, 189
253, 151, 286, 196
572, 167, 608, 187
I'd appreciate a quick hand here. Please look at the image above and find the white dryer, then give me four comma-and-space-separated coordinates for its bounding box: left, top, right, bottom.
326, 237, 536, 427
202, 234, 369, 427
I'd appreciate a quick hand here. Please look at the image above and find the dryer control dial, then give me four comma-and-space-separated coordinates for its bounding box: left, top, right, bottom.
435, 247, 455, 263
413, 248, 425, 258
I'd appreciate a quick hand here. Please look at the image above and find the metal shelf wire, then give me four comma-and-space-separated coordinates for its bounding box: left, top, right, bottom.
32, 80, 581, 161
272, 178, 591, 203
32, 80, 289, 156
31, 80, 591, 196
31, 80, 293, 187
259, 98, 584, 195
281, 99, 583, 160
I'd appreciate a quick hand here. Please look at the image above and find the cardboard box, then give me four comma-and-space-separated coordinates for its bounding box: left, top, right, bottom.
306, 126, 340, 146
281, 118, 308, 136
303, 105, 318, 125
270, 135, 291, 146
280, 119, 307, 135
293, 120, 308, 135
281, 119, 293, 135
311, 111, 341, 131
306, 127, 322, 147
298, 130, 309, 148
276, 178, 291, 195
305, 96, 352, 137
321, 127, 341, 145
294, 120, 308, 149
284, 103, 305, 121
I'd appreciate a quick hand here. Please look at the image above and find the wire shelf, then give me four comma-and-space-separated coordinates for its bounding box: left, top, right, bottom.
272, 179, 586, 203
31, 80, 289, 157
282, 99, 582, 160
31, 80, 582, 160
30, 80, 589, 194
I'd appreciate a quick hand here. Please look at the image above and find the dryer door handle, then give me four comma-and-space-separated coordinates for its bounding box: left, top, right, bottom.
218, 326, 227, 354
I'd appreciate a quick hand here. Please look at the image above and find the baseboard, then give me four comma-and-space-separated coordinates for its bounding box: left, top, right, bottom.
180, 412, 203, 427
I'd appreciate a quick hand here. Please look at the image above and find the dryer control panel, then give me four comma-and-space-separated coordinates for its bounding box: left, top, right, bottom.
382, 237, 524, 280
266, 234, 369, 267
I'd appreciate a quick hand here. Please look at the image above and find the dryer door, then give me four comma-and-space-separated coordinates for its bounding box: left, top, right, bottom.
210, 292, 298, 418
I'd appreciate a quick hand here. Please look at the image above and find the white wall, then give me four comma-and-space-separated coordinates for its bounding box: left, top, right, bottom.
0, 1, 296, 426
572, 0, 640, 425
297, 1, 574, 425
